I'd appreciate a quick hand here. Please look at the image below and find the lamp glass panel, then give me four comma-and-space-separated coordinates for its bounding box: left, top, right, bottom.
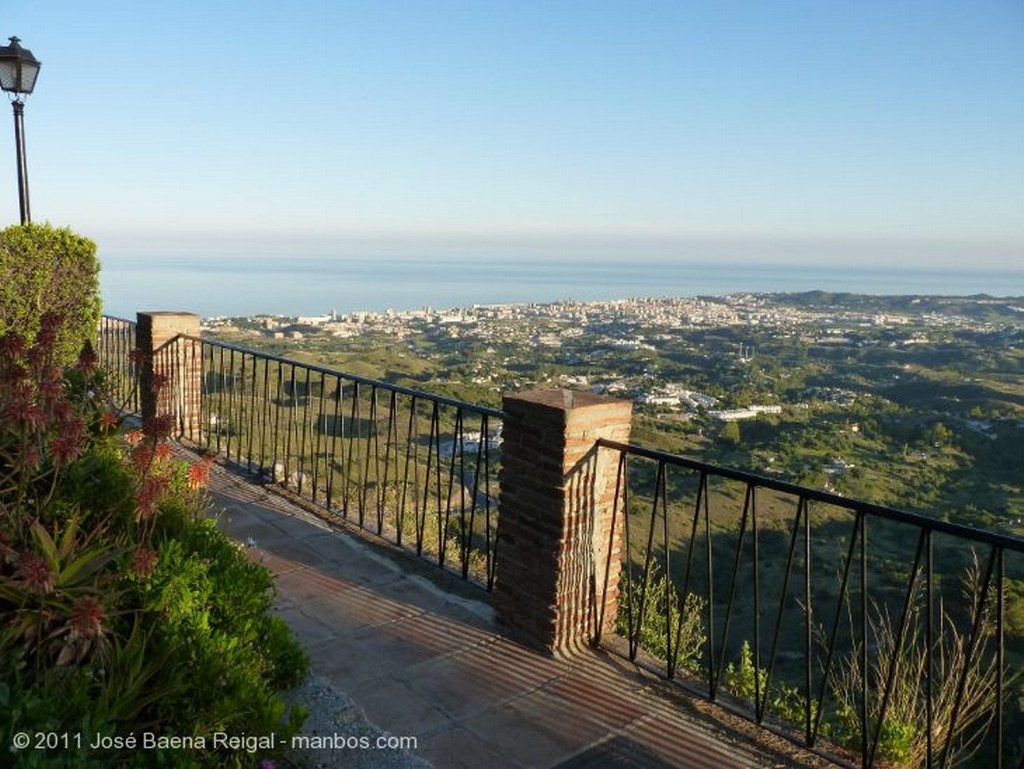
19, 63, 39, 93
0, 60, 17, 92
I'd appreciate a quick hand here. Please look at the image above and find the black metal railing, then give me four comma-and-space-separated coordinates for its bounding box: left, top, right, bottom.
153, 334, 503, 589
96, 315, 138, 414
595, 438, 1024, 769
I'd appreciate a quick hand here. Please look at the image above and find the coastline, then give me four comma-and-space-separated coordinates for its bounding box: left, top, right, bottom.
99, 256, 1024, 320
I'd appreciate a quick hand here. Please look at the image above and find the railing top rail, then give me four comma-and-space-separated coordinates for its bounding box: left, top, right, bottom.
100, 314, 137, 325
598, 437, 1024, 553
181, 333, 505, 420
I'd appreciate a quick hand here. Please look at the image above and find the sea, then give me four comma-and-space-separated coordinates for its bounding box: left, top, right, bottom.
98, 254, 1024, 320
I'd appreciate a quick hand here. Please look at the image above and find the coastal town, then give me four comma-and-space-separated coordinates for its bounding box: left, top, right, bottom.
202, 292, 1021, 414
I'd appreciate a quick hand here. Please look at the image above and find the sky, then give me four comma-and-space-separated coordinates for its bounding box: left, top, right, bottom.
2, 0, 1023, 269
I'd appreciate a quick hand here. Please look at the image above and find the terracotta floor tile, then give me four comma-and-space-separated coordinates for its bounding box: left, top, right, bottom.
542, 668, 648, 730
551, 735, 679, 769
402, 638, 569, 721
337, 619, 464, 671
273, 563, 354, 602
347, 675, 454, 738
313, 546, 407, 588
373, 573, 459, 616
274, 604, 340, 647
458, 688, 609, 768
305, 584, 422, 635
416, 725, 524, 769
306, 637, 391, 688
622, 712, 763, 769
213, 513, 282, 544
248, 527, 326, 565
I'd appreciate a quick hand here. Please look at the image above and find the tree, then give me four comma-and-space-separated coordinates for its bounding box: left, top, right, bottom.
720, 420, 741, 446
931, 421, 952, 447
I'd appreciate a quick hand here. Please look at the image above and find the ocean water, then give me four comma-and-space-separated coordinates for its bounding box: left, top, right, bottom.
99, 254, 1024, 319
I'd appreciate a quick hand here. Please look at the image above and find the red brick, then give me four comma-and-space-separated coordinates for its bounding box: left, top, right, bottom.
494, 389, 632, 653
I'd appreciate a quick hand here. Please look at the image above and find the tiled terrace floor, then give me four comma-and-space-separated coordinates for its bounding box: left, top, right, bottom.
200, 453, 828, 769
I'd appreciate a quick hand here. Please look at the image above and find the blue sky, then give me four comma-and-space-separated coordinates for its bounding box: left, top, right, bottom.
3, 1, 1022, 267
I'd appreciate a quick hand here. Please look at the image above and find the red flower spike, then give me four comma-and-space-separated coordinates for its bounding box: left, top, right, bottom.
52, 399, 73, 422
75, 344, 98, 374
69, 595, 105, 639
0, 359, 27, 385
135, 488, 157, 520
16, 553, 55, 594
131, 547, 158, 577
131, 445, 154, 472
5, 397, 45, 429
40, 377, 64, 404
50, 434, 83, 465
99, 410, 119, 432
186, 462, 210, 490
144, 413, 175, 441
35, 326, 58, 353
25, 344, 47, 371
0, 332, 27, 361
135, 477, 169, 520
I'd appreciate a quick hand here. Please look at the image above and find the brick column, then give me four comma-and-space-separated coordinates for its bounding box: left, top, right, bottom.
136, 312, 202, 442
494, 389, 632, 654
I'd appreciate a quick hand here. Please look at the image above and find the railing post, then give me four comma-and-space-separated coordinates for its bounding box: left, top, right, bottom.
493, 389, 632, 654
136, 311, 201, 441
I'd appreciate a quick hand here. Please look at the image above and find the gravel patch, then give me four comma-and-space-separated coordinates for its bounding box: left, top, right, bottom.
280, 673, 432, 769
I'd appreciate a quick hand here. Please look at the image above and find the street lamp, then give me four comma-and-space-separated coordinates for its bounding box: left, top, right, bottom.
0, 36, 41, 225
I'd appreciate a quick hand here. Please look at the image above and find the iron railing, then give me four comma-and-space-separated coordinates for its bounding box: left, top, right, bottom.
96, 315, 138, 413
596, 438, 1024, 769
150, 333, 503, 589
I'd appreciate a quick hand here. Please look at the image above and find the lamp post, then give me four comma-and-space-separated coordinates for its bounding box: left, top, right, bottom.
0, 36, 41, 225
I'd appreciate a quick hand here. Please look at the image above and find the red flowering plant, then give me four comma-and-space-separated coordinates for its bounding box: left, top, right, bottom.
0, 317, 212, 673
1, 314, 92, 530
0, 316, 185, 658
0, 518, 123, 669
0, 314, 129, 669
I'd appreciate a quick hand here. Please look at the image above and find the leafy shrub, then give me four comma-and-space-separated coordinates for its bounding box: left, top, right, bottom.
131, 520, 308, 741
725, 640, 814, 731
616, 563, 706, 677
0, 224, 101, 366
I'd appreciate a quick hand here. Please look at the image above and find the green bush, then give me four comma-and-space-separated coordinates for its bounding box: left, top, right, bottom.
616, 563, 706, 677
0, 223, 101, 365
725, 640, 814, 731
131, 529, 308, 753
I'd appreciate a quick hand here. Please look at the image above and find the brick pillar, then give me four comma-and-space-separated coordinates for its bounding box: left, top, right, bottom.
494, 389, 632, 654
136, 312, 202, 442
